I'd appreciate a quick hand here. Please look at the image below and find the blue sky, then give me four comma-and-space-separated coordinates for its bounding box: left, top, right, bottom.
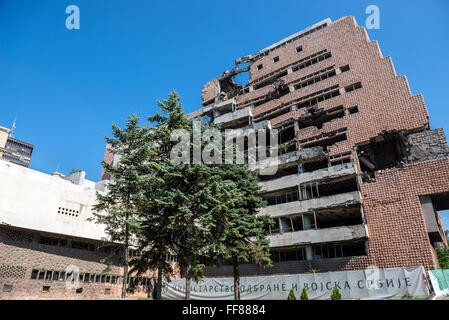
0, 1, 448, 229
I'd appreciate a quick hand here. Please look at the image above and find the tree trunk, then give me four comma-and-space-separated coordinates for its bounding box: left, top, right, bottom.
122, 217, 129, 299
155, 263, 163, 300
233, 257, 240, 300
122, 246, 129, 298
185, 263, 191, 300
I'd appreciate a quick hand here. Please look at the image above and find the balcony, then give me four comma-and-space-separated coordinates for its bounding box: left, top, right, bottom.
267, 224, 367, 247
213, 105, 252, 126
258, 191, 361, 218
259, 162, 355, 193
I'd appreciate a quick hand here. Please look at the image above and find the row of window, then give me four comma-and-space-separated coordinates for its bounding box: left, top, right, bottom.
30, 269, 152, 286
293, 64, 349, 92
270, 242, 366, 262
250, 49, 329, 89
39, 236, 119, 253
39, 236, 179, 264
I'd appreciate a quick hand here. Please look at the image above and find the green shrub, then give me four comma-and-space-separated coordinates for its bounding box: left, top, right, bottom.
300, 287, 308, 300
436, 247, 449, 269
287, 288, 296, 300
330, 286, 341, 300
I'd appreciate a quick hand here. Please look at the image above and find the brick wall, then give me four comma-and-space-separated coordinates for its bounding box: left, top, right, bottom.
359, 156, 449, 271
0, 226, 161, 300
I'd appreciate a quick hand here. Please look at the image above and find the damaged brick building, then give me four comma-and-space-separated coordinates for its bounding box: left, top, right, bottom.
189, 16, 449, 276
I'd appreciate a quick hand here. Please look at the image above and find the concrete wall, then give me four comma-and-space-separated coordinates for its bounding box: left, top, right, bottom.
268, 224, 367, 247
0, 159, 108, 241
214, 105, 252, 125
259, 162, 355, 193
258, 191, 361, 217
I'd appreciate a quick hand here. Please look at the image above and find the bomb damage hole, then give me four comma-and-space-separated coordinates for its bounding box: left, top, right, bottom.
357, 132, 406, 182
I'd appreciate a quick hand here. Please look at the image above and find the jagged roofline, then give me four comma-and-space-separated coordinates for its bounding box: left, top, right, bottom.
235, 18, 332, 66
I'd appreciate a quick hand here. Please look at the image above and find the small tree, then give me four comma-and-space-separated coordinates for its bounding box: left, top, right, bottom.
300, 287, 308, 300
436, 247, 449, 269
287, 288, 296, 300
331, 286, 341, 300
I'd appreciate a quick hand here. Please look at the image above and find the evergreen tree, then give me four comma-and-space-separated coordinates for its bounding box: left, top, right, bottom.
91, 114, 151, 298
331, 286, 342, 300
287, 288, 297, 300
212, 136, 274, 300
132, 91, 193, 300
131, 91, 233, 300
300, 287, 309, 300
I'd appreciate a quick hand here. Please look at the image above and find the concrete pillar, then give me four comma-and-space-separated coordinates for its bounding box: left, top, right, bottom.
287, 67, 293, 74
305, 245, 313, 261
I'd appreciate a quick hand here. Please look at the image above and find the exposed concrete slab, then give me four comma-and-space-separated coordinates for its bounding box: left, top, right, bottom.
259, 162, 355, 193
268, 224, 367, 247
254, 147, 326, 172
258, 191, 361, 217
214, 105, 252, 125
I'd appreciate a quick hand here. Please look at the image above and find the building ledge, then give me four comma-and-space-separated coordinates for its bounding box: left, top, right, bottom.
268, 224, 367, 247
259, 162, 355, 193
258, 191, 361, 217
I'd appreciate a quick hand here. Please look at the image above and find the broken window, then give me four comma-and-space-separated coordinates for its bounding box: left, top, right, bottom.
273, 56, 280, 63
257, 64, 263, 70
421, 192, 449, 246
340, 65, 350, 73
298, 105, 345, 130
294, 69, 337, 91
263, 188, 299, 206
296, 87, 341, 110
291, 51, 332, 72
315, 205, 363, 229
300, 177, 358, 201
31, 269, 39, 279
345, 82, 362, 93
312, 241, 365, 260
291, 216, 304, 231
45, 271, 52, 280
299, 158, 328, 173
270, 247, 305, 262
258, 164, 298, 181
348, 105, 359, 114
253, 71, 288, 90
296, 46, 303, 53
42, 286, 50, 293
301, 131, 347, 152
280, 217, 293, 233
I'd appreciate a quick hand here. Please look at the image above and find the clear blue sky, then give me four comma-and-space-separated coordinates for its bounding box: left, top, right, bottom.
1, 1, 448, 229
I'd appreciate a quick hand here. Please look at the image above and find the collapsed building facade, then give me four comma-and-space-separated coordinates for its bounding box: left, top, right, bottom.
189, 17, 449, 276
1, 16, 448, 300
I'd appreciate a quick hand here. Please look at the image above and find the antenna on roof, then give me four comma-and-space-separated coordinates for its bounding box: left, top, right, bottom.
9, 117, 16, 138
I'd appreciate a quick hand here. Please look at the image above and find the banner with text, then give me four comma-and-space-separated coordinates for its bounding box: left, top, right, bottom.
162, 266, 429, 300
428, 269, 449, 297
